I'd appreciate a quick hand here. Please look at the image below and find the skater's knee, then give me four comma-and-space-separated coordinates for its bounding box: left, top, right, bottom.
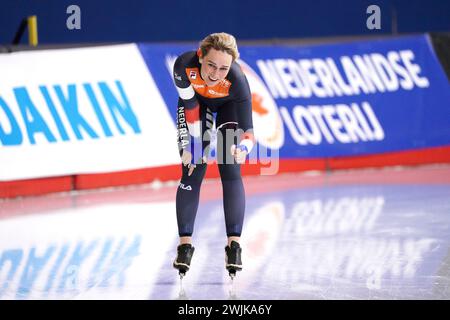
181, 163, 207, 182
218, 163, 241, 181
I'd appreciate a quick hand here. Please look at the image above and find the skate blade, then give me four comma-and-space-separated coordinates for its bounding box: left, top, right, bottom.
228, 272, 239, 300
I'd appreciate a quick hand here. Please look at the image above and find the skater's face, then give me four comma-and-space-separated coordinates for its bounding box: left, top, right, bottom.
199, 48, 232, 87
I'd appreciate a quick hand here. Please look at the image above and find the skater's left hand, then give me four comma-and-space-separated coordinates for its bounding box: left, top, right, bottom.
231, 144, 248, 164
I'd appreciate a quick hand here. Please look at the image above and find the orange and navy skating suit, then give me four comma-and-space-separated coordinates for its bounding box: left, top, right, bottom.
173, 50, 254, 237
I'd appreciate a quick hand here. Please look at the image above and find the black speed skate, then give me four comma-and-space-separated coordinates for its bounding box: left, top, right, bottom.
225, 241, 242, 279
173, 244, 195, 278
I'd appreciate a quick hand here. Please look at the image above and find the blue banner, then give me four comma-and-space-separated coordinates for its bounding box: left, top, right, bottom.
138, 34, 450, 159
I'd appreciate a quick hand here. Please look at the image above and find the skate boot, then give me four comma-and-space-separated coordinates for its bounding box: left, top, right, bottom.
225, 241, 242, 279
173, 244, 195, 278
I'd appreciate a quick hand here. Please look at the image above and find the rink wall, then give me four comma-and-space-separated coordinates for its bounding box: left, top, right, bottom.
1, 34, 449, 198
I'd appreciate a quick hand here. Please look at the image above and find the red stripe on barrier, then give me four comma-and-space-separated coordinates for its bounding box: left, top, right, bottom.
328, 145, 450, 170
0, 176, 72, 198
203, 158, 326, 178
241, 158, 326, 176
74, 165, 181, 190
1, 146, 449, 198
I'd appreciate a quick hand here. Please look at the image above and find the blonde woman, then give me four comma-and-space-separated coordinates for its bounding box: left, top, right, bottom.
172, 32, 254, 279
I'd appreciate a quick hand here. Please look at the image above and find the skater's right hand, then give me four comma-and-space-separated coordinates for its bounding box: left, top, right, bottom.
181, 150, 206, 176
181, 149, 192, 166
181, 150, 196, 176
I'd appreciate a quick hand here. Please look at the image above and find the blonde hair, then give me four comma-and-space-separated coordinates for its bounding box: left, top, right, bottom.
199, 32, 240, 61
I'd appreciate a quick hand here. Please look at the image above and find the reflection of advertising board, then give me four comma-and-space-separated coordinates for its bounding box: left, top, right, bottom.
242, 185, 450, 299
140, 35, 450, 160
0, 202, 177, 299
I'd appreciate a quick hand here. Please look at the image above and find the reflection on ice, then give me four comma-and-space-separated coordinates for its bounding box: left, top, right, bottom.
1, 166, 449, 299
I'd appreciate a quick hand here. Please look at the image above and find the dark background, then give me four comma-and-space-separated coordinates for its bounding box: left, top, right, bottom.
0, 0, 449, 44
